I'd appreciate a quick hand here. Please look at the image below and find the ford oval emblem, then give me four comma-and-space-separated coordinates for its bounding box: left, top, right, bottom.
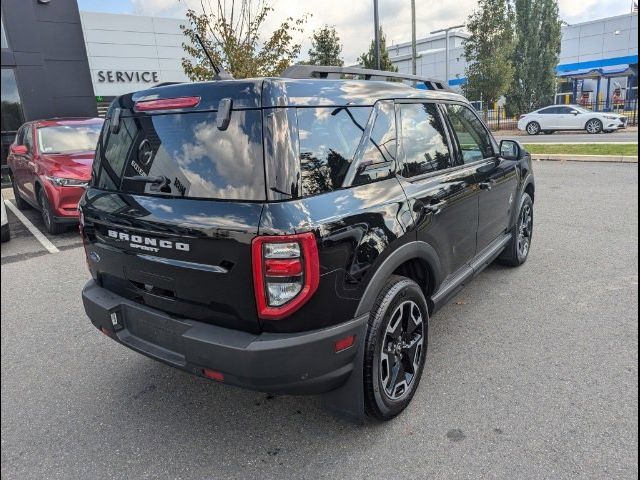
89, 251, 101, 263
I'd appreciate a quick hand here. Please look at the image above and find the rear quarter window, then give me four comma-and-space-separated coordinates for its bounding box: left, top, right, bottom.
297, 106, 372, 196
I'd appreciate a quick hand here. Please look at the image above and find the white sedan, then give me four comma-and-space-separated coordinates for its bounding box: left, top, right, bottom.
518, 105, 628, 135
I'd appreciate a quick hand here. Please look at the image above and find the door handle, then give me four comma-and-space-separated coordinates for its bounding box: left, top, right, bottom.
418, 200, 443, 215
479, 180, 496, 191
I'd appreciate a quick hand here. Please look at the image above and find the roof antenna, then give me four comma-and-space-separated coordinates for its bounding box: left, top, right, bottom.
194, 33, 233, 80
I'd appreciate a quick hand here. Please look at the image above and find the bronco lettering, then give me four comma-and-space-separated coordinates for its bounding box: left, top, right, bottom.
107, 229, 190, 252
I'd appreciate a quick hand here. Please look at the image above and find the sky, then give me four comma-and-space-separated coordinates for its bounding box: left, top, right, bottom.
77, 0, 636, 65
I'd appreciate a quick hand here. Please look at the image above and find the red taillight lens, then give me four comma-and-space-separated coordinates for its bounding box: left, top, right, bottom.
134, 96, 201, 112
202, 369, 225, 381
252, 232, 320, 320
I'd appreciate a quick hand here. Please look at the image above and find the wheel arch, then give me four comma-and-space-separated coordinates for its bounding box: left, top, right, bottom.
355, 241, 443, 317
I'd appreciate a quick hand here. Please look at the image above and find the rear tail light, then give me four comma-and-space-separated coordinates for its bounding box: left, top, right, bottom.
134, 96, 201, 112
252, 232, 320, 320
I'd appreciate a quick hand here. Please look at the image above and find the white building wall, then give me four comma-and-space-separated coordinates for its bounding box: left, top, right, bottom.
559, 13, 638, 66
80, 12, 191, 97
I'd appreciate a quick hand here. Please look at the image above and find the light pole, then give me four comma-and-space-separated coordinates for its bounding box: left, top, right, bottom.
411, 0, 417, 75
430, 24, 465, 85
373, 0, 381, 69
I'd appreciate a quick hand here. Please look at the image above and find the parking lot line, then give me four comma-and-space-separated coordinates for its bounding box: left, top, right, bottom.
4, 200, 60, 254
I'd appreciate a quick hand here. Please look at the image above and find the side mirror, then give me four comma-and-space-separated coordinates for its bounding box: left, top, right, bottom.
10, 144, 28, 155
499, 140, 522, 161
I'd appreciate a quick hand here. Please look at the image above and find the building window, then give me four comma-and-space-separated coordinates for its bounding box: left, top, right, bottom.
1, 69, 25, 165
1, 14, 8, 49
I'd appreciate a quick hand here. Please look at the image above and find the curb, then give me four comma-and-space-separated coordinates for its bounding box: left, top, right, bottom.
531, 154, 638, 163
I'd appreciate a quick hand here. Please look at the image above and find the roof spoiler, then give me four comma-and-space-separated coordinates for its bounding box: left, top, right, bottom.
281, 65, 452, 92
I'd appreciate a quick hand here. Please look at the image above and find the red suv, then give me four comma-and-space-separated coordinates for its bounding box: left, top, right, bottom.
7, 118, 103, 234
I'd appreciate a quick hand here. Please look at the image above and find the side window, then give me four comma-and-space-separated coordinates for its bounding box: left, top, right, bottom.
557, 107, 573, 114
14, 126, 25, 146
539, 107, 558, 114
398, 103, 452, 178
445, 104, 494, 164
298, 106, 371, 196
353, 101, 397, 185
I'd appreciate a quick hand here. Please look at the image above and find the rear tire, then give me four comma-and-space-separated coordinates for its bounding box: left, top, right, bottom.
38, 189, 65, 235
364, 275, 428, 421
498, 193, 533, 267
526, 122, 541, 135
10, 175, 30, 210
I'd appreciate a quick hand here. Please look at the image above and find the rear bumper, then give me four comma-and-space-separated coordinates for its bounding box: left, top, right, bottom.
82, 280, 367, 395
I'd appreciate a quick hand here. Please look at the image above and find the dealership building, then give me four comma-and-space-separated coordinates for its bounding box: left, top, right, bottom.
389, 12, 638, 108
1, 1, 188, 165
1, 1, 638, 164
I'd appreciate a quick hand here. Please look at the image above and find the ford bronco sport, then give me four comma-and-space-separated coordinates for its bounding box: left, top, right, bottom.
80, 66, 534, 421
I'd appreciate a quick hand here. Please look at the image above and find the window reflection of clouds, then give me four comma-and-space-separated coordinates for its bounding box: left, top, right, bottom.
298, 106, 371, 196
38, 125, 103, 153
400, 104, 451, 177
142, 111, 265, 200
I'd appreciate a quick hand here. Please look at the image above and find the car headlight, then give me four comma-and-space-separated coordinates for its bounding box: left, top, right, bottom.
603, 115, 619, 120
45, 176, 88, 187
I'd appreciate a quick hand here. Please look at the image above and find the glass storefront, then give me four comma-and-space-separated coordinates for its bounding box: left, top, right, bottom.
1, 68, 24, 167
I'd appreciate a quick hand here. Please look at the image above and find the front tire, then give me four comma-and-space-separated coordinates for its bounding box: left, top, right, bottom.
585, 118, 603, 134
526, 122, 541, 135
364, 276, 428, 420
38, 189, 65, 235
498, 193, 533, 267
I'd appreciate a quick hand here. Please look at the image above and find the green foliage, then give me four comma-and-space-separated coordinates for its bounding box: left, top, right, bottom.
508, 0, 562, 115
180, 1, 308, 80
307, 25, 344, 66
462, 0, 515, 110
358, 27, 398, 72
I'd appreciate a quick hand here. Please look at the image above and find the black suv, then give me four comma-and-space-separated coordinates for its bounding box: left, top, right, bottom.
80, 66, 534, 421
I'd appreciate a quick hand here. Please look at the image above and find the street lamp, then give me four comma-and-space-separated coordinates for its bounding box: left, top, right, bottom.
373, 0, 381, 70
430, 24, 465, 85
411, 0, 417, 75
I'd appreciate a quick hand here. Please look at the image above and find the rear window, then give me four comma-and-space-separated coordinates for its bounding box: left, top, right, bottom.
93, 110, 266, 201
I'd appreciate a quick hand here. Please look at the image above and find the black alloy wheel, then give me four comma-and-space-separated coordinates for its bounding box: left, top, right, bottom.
364, 276, 429, 420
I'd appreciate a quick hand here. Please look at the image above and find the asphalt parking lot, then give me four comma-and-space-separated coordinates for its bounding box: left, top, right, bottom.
1, 161, 638, 479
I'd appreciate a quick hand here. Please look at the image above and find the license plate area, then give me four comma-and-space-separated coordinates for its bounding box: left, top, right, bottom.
120, 305, 191, 365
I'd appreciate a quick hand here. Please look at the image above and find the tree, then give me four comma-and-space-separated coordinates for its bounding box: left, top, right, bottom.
507, 0, 562, 115
462, 0, 515, 111
180, 1, 308, 80
358, 27, 398, 72
307, 26, 344, 66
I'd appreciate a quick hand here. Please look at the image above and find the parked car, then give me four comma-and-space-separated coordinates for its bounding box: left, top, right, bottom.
7, 118, 104, 234
518, 105, 628, 135
1, 192, 9, 242
80, 66, 535, 421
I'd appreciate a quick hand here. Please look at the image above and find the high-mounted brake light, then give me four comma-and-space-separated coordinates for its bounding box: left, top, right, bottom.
252, 232, 320, 320
134, 96, 201, 112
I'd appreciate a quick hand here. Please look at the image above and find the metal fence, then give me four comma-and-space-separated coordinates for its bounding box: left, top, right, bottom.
475, 98, 639, 131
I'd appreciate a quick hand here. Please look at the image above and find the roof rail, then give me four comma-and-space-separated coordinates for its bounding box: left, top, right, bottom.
281, 65, 452, 92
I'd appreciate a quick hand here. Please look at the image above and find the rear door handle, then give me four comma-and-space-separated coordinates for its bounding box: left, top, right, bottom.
417, 200, 443, 215
479, 180, 496, 191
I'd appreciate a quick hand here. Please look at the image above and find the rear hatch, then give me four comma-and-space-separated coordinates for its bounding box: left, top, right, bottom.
80, 83, 266, 333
